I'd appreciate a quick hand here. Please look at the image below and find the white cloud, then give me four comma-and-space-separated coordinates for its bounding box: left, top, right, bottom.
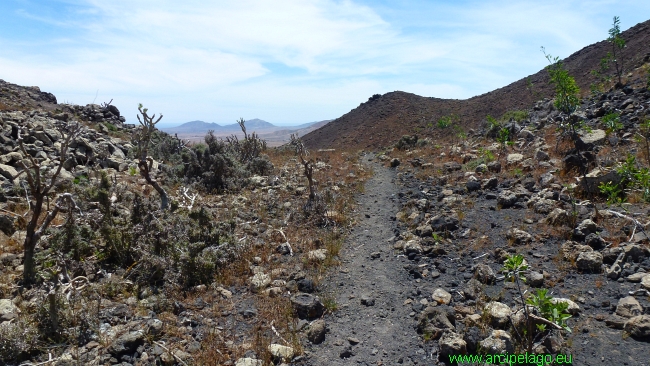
1, 0, 649, 125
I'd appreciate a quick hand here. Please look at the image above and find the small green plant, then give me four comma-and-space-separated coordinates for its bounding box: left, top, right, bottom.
496, 127, 513, 150
322, 294, 338, 313
478, 148, 495, 163
501, 110, 529, 123
486, 115, 501, 130
601, 112, 623, 135
103, 122, 118, 132
608, 16, 626, 85
502, 254, 572, 352
129, 166, 137, 176
599, 181, 625, 205
526, 289, 572, 332
437, 115, 455, 129
541, 47, 581, 116
511, 168, 523, 178
431, 233, 443, 242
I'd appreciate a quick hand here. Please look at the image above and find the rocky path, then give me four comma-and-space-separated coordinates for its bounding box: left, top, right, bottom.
304, 154, 429, 365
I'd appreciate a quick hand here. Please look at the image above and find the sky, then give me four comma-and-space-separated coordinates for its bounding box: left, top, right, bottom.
1, 1, 649, 127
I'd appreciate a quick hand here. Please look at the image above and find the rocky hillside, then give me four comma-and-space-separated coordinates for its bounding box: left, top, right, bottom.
302, 19, 650, 150
310, 82, 650, 364
0, 80, 372, 365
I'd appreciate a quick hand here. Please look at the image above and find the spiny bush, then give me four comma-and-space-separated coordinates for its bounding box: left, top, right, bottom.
180, 122, 273, 192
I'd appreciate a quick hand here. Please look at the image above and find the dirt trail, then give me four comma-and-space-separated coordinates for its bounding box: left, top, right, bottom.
304, 154, 429, 365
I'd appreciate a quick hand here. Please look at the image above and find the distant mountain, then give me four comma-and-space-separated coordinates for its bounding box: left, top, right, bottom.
161, 118, 333, 147
162, 118, 276, 135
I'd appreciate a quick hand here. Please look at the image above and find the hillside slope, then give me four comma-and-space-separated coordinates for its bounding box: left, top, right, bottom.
302, 19, 650, 150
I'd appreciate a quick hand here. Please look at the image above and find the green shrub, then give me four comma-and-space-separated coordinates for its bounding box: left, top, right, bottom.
541, 47, 580, 116
601, 112, 623, 135
501, 110, 529, 122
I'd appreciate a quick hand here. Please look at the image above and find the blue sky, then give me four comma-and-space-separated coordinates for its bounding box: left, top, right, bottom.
1, 1, 649, 127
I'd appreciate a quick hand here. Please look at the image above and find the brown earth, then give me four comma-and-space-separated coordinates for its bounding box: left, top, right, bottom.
302, 19, 650, 151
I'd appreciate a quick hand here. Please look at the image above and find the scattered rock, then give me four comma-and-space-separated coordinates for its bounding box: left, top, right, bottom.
307, 249, 328, 262
0, 298, 19, 321
485, 302, 511, 328
108, 330, 145, 356
439, 331, 467, 357
506, 228, 532, 244
479, 330, 514, 354
497, 191, 518, 208
268, 344, 294, 362
443, 161, 462, 172
576, 251, 603, 272
250, 272, 271, 292
616, 296, 643, 318
432, 288, 452, 305
235, 358, 263, 366
506, 154, 524, 165
416, 305, 456, 339
361, 294, 376, 306
291, 293, 324, 319
526, 271, 544, 287
624, 315, 650, 338
473, 264, 496, 284
307, 320, 327, 344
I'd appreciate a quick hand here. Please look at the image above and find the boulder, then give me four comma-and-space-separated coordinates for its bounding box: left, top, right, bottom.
506, 228, 532, 245
579, 129, 606, 146
616, 296, 643, 318
624, 315, 650, 338
416, 225, 433, 237
0, 215, 17, 237
307, 249, 328, 262
443, 161, 462, 172
482, 177, 498, 190
641, 274, 650, 290
403, 240, 423, 255
485, 301, 511, 328
430, 215, 459, 232
526, 271, 544, 287
506, 154, 524, 165
487, 161, 501, 173
439, 331, 467, 357
0, 164, 17, 180
416, 305, 456, 339
432, 288, 452, 305
235, 358, 263, 366
0, 298, 19, 321
268, 344, 294, 362
475, 164, 488, 174
473, 264, 496, 284
291, 293, 324, 320
250, 273, 271, 292
307, 319, 327, 344
576, 251, 603, 272
497, 190, 518, 208
545, 208, 568, 226
535, 149, 550, 161
479, 330, 514, 354
561, 241, 593, 262
108, 330, 145, 356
